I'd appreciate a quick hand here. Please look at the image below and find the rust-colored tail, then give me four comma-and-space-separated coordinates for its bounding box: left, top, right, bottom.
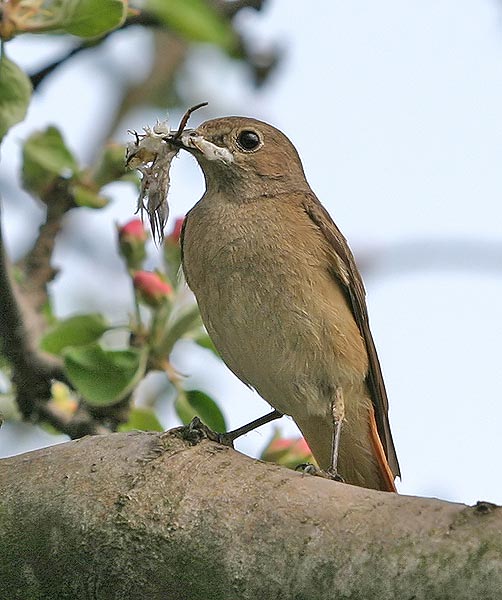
368, 406, 397, 492
294, 403, 397, 493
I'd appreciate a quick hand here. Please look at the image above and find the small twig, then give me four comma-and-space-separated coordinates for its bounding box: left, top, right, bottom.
127, 129, 140, 146
29, 13, 164, 90
171, 102, 208, 140
30, 43, 89, 90
19, 177, 75, 322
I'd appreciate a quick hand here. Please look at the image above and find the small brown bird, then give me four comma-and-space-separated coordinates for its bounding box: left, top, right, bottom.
177, 116, 400, 492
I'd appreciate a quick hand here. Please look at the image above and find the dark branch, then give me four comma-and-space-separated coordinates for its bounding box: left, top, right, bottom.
0, 203, 62, 388
0, 198, 110, 438
29, 14, 165, 90
18, 177, 74, 320
30, 43, 89, 90
0, 210, 59, 419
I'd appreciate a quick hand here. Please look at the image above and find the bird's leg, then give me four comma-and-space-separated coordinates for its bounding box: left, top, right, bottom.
296, 388, 345, 482
182, 410, 283, 448
327, 387, 345, 482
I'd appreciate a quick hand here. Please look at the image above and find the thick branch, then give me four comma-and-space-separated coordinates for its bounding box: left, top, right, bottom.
0, 429, 500, 599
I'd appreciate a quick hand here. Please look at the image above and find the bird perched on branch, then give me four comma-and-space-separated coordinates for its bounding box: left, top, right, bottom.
175, 116, 400, 492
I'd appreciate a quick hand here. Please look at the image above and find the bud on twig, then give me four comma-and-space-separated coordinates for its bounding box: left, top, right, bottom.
133, 271, 172, 307
118, 219, 147, 270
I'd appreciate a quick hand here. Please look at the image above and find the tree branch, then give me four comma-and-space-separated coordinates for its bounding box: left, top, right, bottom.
18, 177, 74, 329
0, 199, 107, 437
0, 204, 62, 405
29, 2, 278, 94
1, 428, 500, 599
29, 14, 165, 90
30, 43, 89, 91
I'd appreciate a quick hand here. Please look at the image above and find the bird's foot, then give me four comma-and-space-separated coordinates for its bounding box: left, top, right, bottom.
295, 462, 320, 476
179, 410, 284, 448
326, 466, 345, 483
295, 463, 345, 483
179, 417, 235, 448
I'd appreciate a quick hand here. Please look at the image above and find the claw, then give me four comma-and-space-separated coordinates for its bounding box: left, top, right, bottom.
180, 417, 234, 448
296, 462, 345, 482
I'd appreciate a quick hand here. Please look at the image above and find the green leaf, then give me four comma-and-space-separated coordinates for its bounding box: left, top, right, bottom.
22, 126, 78, 194
64, 345, 147, 406
146, 0, 237, 53
0, 55, 32, 141
118, 407, 163, 432
72, 183, 109, 208
40, 313, 109, 355
0, 0, 126, 38
175, 389, 226, 432
62, 0, 127, 37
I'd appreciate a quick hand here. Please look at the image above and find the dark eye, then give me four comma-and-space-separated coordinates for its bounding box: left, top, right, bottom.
236, 130, 261, 151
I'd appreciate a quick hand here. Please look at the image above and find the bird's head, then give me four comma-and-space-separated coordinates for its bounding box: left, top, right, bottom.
173, 117, 310, 199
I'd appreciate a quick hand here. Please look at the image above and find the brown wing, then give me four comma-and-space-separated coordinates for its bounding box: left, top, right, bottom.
303, 194, 401, 477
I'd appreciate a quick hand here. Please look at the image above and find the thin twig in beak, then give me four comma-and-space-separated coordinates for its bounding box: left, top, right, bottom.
171, 102, 208, 140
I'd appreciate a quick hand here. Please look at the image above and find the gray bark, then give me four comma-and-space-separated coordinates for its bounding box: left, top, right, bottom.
0, 429, 501, 599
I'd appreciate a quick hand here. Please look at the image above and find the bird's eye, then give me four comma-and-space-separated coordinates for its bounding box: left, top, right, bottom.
236, 130, 261, 152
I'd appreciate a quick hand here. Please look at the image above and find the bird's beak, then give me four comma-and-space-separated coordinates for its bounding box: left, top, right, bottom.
168, 129, 234, 165
166, 128, 194, 150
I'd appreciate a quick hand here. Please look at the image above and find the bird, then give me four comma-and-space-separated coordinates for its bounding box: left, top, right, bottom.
176, 116, 400, 492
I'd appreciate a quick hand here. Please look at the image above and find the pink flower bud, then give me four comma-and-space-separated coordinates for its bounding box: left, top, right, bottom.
118, 219, 147, 269
133, 271, 172, 307
118, 219, 147, 242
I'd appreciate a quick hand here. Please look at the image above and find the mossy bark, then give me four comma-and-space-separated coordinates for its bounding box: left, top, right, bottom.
0, 429, 501, 599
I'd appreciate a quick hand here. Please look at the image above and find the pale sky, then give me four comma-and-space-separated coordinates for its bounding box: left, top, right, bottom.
1, 0, 502, 505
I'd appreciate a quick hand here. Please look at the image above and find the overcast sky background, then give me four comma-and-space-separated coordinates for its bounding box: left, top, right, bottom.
1, 0, 502, 505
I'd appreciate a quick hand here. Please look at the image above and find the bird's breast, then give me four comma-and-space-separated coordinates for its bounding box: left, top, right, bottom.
182, 195, 368, 416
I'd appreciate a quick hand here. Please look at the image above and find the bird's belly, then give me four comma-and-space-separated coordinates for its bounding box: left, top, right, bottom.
185, 235, 368, 419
